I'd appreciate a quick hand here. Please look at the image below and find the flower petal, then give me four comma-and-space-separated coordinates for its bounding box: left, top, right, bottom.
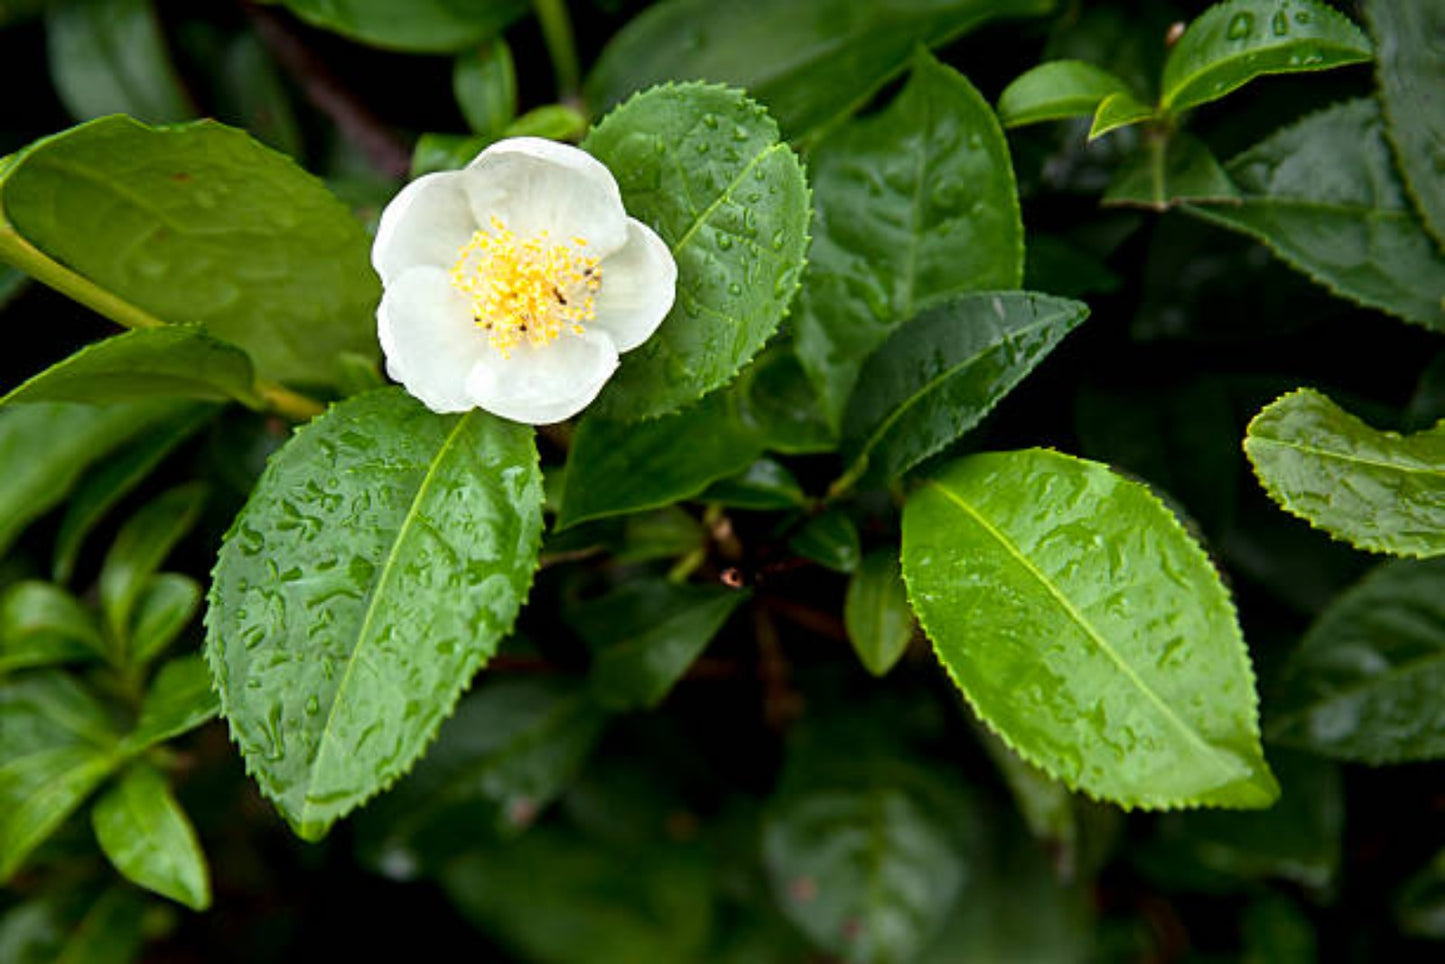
378, 267, 488, 413
591, 218, 678, 352
465, 328, 619, 425
462, 137, 629, 257
371, 172, 478, 285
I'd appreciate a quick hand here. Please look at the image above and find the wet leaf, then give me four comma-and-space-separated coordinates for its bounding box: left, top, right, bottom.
92, 763, 210, 909
1367, 0, 1445, 246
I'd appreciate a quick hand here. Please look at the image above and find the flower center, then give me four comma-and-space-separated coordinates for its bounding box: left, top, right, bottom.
449, 216, 603, 355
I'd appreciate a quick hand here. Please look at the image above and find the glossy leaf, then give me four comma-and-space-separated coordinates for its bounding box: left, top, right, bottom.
573, 581, 750, 710
586, 0, 1055, 139
275, 0, 529, 52
841, 292, 1088, 486
582, 84, 810, 421
2, 326, 261, 407
0, 116, 380, 385
902, 449, 1278, 809
121, 654, 219, 754
99, 483, 206, 651
46, 0, 193, 123
1087, 90, 1155, 139
1268, 557, 1445, 763
1104, 132, 1238, 210
1367, 0, 1445, 245
0, 582, 104, 673
1159, 0, 1372, 115
206, 389, 544, 840
845, 550, 916, 676
454, 38, 516, 137
789, 511, 861, 574
997, 60, 1134, 128
92, 763, 210, 909
795, 53, 1023, 425
128, 574, 201, 667
1244, 388, 1445, 558
1186, 99, 1445, 330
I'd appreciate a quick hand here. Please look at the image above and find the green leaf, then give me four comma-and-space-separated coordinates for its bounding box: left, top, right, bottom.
1244, 388, 1445, 558
46, 0, 194, 124
275, 0, 529, 52
0, 672, 120, 881
701, 458, 808, 510
789, 510, 861, 574
410, 132, 490, 178
128, 574, 201, 667
902, 449, 1278, 809
206, 389, 544, 840
2, 326, 260, 407
0, 582, 104, 674
99, 483, 206, 652
1103, 132, 1238, 210
841, 292, 1088, 487
0, 399, 189, 557
0, 116, 380, 385
212, 32, 304, 157
1159, 0, 1373, 115
845, 550, 915, 677
1268, 557, 1445, 763
54, 887, 144, 964
557, 390, 762, 529
572, 581, 750, 710
121, 655, 219, 754
503, 104, 588, 141
454, 38, 516, 137
1398, 850, 1445, 940
794, 53, 1023, 426
91, 763, 210, 909
997, 60, 1134, 128
581, 83, 810, 421
739, 343, 836, 455
1087, 90, 1155, 139
585, 0, 1055, 139
1367, 0, 1445, 246
1186, 99, 1445, 330
976, 729, 1078, 857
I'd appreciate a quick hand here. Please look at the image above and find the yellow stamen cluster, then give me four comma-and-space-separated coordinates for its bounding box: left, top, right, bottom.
449, 216, 602, 355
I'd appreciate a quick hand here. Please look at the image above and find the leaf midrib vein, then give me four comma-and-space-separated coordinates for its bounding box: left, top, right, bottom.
1250, 434, 1445, 478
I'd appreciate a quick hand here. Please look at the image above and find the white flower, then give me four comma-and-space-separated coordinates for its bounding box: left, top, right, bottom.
371, 137, 677, 424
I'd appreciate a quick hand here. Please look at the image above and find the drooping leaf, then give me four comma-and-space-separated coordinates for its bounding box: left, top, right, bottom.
788, 510, 861, 574
0, 116, 380, 385
121, 654, 219, 754
841, 292, 1088, 487
99, 483, 206, 651
2, 326, 261, 408
902, 449, 1278, 809
794, 53, 1023, 425
1244, 388, 1445, 559
586, 0, 1055, 139
0, 582, 104, 674
454, 38, 516, 138
45, 0, 193, 123
206, 389, 544, 840
275, 0, 529, 53
844, 550, 916, 677
127, 574, 201, 668
1103, 132, 1238, 210
91, 763, 210, 910
581, 84, 810, 421
997, 60, 1135, 128
1186, 99, 1445, 330
1159, 0, 1373, 115
1268, 557, 1445, 763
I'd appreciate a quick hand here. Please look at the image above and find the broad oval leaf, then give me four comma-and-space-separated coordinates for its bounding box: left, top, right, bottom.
454, 38, 516, 138
1244, 388, 1445, 558
46, 0, 194, 124
1367, 0, 1445, 246
2, 326, 260, 408
795, 53, 1023, 426
1159, 0, 1372, 115
1186, 99, 1445, 329
788, 510, 861, 574
92, 763, 210, 910
582, 84, 810, 421
0, 116, 379, 385
206, 389, 543, 840
842, 292, 1087, 486
586, 0, 1054, 139
1268, 558, 1445, 763
845, 550, 916, 677
902, 449, 1278, 809
275, 0, 529, 52
997, 60, 1134, 128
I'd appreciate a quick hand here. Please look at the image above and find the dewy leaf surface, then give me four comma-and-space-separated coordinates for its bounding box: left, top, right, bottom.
795, 53, 1023, 426
206, 389, 543, 840
1268, 558, 1445, 763
276, 0, 529, 53
1186, 99, 1445, 330
582, 84, 810, 421
1159, 0, 1372, 115
585, 0, 1055, 139
1244, 389, 1445, 559
901, 449, 1278, 809
1366, 0, 1445, 245
0, 116, 379, 385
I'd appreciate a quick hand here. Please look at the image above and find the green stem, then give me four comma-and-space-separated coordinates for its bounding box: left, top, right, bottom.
531, 0, 582, 101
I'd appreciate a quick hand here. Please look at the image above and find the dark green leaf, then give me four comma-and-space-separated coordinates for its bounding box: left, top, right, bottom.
46, 0, 193, 123
454, 38, 516, 137
902, 449, 1278, 809
1159, 0, 1372, 115
586, 0, 1055, 139
121, 654, 219, 754
844, 550, 915, 676
739, 343, 836, 455
276, 0, 529, 52
1368, 0, 1445, 246
410, 132, 490, 178
128, 574, 201, 667
1398, 850, 1445, 940
977, 729, 1078, 858
91, 763, 210, 909
789, 510, 860, 574
582, 84, 810, 420
206, 389, 544, 840
1087, 90, 1155, 139
1244, 388, 1445, 558
1242, 894, 1319, 964
795, 53, 1023, 425
617, 507, 706, 564
1103, 132, 1238, 210
54, 887, 144, 964
701, 458, 808, 510
99, 483, 206, 651
841, 292, 1088, 486
213, 32, 304, 157
0, 581, 104, 673
997, 60, 1134, 128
